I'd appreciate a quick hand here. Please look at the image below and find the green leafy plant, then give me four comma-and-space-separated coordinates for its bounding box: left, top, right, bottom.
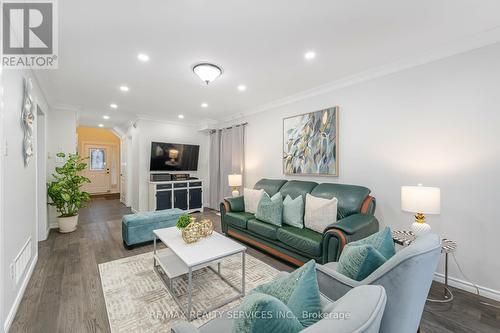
176, 214, 192, 229
47, 153, 91, 217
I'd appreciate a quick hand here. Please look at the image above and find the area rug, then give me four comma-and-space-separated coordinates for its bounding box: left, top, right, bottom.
98, 251, 280, 332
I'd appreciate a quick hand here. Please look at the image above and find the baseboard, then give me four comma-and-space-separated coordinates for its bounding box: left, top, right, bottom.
3, 253, 38, 332
434, 272, 500, 302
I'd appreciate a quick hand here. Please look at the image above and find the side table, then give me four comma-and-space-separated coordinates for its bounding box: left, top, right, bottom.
392, 230, 457, 303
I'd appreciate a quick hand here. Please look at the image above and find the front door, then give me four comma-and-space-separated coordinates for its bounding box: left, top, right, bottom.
82, 144, 111, 194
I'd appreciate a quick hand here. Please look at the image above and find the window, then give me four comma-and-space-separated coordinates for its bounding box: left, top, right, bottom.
90, 148, 106, 170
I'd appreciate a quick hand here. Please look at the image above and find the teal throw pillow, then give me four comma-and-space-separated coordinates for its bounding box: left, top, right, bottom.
255, 192, 283, 226
251, 260, 322, 327
336, 244, 387, 281
283, 195, 304, 228
349, 227, 396, 259
231, 293, 303, 333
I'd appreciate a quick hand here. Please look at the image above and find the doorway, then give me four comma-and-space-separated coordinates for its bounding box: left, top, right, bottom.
77, 127, 121, 195
36, 106, 48, 241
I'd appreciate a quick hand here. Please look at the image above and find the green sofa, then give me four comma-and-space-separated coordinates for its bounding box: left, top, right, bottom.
220, 179, 379, 265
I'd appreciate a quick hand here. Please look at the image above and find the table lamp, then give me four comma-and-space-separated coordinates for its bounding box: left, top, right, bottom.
228, 174, 242, 197
401, 184, 440, 236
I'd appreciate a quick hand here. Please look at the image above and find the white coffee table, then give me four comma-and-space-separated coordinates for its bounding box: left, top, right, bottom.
153, 227, 247, 321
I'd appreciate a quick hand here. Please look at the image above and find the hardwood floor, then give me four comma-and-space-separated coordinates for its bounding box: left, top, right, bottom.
9, 199, 500, 332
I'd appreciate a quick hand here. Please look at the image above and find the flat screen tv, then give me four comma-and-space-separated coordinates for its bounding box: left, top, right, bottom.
150, 142, 200, 171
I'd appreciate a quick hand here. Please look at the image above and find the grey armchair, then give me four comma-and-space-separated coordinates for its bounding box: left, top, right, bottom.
316, 233, 441, 333
171, 284, 387, 333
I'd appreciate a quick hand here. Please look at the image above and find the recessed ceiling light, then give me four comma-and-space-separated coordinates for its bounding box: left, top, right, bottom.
110, 103, 118, 109
178, 114, 184, 119
137, 53, 150, 62
201, 103, 208, 108
119, 85, 129, 92
304, 51, 316, 60
103, 115, 110, 120
237, 85, 247, 92
98, 124, 104, 128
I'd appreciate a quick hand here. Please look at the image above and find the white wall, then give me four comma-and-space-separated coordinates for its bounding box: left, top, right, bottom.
243, 43, 500, 299
0, 62, 5, 333
36, 107, 48, 241
127, 119, 210, 212
127, 124, 140, 211
46, 108, 77, 228
0, 69, 51, 332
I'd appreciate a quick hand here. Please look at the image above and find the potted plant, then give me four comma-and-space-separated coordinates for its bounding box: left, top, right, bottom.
176, 214, 193, 230
177, 214, 200, 243
47, 153, 91, 233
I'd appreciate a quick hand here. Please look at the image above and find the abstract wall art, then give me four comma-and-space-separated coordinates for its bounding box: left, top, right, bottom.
283, 107, 339, 176
22, 78, 35, 167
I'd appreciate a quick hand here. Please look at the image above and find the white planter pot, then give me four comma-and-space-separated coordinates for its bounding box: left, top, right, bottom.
58, 214, 79, 233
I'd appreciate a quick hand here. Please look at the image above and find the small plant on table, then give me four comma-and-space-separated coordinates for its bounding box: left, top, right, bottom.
176, 214, 192, 230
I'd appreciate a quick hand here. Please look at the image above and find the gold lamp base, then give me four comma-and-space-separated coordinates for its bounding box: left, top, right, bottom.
410, 213, 431, 236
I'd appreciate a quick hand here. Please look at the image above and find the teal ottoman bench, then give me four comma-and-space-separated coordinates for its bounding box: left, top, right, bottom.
122, 208, 184, 249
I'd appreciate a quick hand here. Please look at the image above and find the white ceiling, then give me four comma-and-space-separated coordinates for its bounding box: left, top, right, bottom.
36, 0, 500, 129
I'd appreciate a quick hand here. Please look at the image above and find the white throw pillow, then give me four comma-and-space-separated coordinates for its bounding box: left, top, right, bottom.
244, 188, 265, 214
304, 193, 338, 233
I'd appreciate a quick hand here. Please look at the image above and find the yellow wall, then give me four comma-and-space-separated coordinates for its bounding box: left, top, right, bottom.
77, 127, 120, 150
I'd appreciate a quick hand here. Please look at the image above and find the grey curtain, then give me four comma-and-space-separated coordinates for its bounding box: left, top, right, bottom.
208, 125, 245, 210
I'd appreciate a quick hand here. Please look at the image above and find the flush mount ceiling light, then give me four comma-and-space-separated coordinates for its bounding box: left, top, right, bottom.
103, 115, 110, 120
98, 123, 104, 128
201, 103, 208, 108
119, 85, 129, 92
178, 114, 184, 119
110, 103, 118, 109
193, 63, 222, 85
237, 85, 247, 92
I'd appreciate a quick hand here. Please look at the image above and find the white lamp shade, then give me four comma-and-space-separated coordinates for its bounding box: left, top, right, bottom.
401, 185, 440, 214
228, 174, 242, 187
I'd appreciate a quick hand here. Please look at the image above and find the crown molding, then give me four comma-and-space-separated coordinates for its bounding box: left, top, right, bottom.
241, 26, 500, 117
111, 126, 125, 138
51, 103, 82, 112
134, 114, 217, 129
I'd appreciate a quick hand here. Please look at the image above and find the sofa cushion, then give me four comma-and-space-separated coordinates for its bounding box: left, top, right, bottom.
254, 178, 288, 196
304, 194, 338, 233
251, 260, 322, 327
279, 180, 318, 201
310, 183, 370, 217
336, 244, 387, 281
277, 226, 323, 257
349, 227, 395, 260
225, 212, 254, 229
232, 293, 303, 333
255, 192, 283, 226
247, 219, 279, 240
283, 195, 304, 228
243, 188, 265, 214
